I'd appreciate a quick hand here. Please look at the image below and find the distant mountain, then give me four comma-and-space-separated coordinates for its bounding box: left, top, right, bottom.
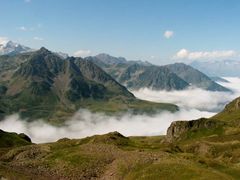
116, 63, 189, 90
95, 53, 127, 65
86, 54, 189, 91
87, 54, 230, 92
0, 40, 32, 55
190, 60, 240, 77
0, 48, 178, 121
164, 63, 230, 91
86, 53, 152, 68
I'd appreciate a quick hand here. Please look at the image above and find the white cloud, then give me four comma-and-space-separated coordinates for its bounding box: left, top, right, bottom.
164, 30, 174, 39
33, 36, 44, 41
74, 50, 92, 57
0, 37, 9, 45
1, 78, 240, 143
18, 26, 27, 31
132, 77, 240, 112
0, 108, 215, 143
24, 0, 31, 3
174, 49, 237, 60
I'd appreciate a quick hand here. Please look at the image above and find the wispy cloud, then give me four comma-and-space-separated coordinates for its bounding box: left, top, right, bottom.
24, 0, 31, 3
33, 36, 44, 41
174, 49, 237, 60
164, 30, 174, 39
17, 23, 42, 32
74, 49, 92, 57
18, 26, 27, 31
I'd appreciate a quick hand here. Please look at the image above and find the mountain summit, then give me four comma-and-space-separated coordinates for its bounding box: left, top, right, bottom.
0, 40, 32, 55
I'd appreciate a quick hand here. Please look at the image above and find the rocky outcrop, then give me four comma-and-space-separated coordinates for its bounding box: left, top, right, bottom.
166, 118, 224, 142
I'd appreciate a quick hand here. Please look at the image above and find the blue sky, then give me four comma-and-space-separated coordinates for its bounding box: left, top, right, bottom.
1, 0, 240, 64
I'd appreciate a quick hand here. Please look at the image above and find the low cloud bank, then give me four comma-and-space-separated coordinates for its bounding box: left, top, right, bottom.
132, 77, 240, 112
0, 109, 214, 143
0, 77, 240, 143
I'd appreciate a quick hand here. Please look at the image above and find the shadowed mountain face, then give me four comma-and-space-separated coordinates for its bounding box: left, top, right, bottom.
87, 54, 230, 92
0, 48, 178, 122
117, 64, 189, 90
164, 63, 230, 91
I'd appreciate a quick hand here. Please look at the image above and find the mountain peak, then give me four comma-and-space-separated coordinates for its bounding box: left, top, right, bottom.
95, 53, 127, 64
39, 47, 49, 52
0, 40, 32, 55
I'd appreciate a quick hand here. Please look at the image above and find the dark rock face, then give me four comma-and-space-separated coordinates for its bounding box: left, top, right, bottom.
166, 118, 223, 142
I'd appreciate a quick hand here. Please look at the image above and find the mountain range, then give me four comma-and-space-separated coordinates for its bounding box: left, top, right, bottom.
88, 54, 230, 91
0, 42, 239, 179
0, 42, 232, 122
0, 47, 177, 122
0, 41, 230, 92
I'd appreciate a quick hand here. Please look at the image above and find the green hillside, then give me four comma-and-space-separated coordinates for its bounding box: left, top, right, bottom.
0, 48, 178, 122
0, 96, 240, 179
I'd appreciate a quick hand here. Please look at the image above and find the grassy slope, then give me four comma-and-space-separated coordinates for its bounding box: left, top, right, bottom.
1, 95, 240, 179
0, 130, 31, 148
0, 131, 239, 179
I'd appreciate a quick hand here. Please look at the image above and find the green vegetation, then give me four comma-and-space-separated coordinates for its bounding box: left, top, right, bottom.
0, 127, 240, 179
0, 48, 178, 122
0, 49, 239, 179
0, 130, 31, 148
